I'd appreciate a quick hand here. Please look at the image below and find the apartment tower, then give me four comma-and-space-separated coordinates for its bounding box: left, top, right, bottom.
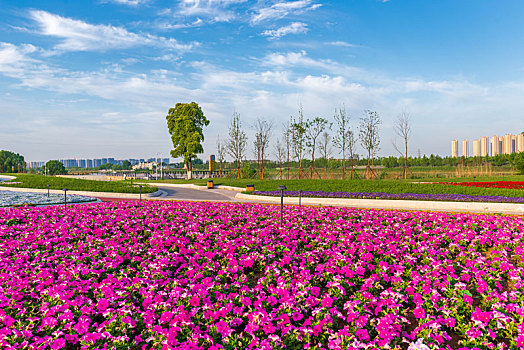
518, 134, 524, 152
462, 139, 469, 157
451, 140, 459, 158
481, 136, 489, 157
490, 135, 499, 156
473, 139, 481, 157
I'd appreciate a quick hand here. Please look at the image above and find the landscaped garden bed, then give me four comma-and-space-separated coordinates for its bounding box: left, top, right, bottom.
0, 190, 96, 207
438, 181, 524, 190
0, 201, 523, 349
252, 190, 524, 203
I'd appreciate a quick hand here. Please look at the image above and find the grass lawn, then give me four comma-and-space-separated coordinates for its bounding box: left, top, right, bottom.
0, 174, 157, 194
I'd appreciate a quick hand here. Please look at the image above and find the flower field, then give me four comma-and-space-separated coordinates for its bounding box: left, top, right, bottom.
252, 190, 524, 203
438, 181, 524, 190
1, 201, 524, 349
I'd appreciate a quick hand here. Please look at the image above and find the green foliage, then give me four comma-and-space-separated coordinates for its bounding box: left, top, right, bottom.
45, 160, 66, 175
512, 152, 524, 175
166, 102, 210, 172
0, 150, 25, 173
242, 162, 256, 178
0, 174, 157, 193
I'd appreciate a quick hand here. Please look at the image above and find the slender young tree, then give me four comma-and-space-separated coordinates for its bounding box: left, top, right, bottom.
318, 130, 333, 179
392, 111, 412, 179
306, 117, 329, 179
333, 106, 354, 179
274, 138, 286, 180
290, 107, 307, 179
253, 118, 273, 179
359, 110, 382, 179
226, 112, 247, 179
283, 121, 292, 180
216, 134, 226, 177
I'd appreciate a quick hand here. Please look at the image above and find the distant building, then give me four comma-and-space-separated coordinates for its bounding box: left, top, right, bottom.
481, 136, 489, 157
132, 161, 157, 170
518, 134, 524, 153
473, 139, 481, 157
490, 135, 499, 156
503, 134, 513, 155
451, 140, 458, 157
462, 139, 469, 157
87, 159, 93, 168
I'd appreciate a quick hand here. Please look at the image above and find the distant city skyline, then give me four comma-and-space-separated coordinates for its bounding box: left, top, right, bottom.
1, 1, 524, 161
451, 132, 524, 157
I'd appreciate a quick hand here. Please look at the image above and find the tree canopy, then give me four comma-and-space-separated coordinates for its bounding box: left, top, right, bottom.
0, 150, 25, 173
45, 160, 66, 175
166, 102, 209, 178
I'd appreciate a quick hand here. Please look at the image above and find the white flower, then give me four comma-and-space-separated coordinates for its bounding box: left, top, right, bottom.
408, 338, 431, 350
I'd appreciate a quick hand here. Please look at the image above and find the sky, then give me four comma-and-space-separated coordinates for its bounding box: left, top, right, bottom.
1, 0, 524, 162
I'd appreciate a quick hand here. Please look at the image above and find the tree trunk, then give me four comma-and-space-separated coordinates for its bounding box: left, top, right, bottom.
187, 160, 192, 180
404, 143, 408, 179
342, 147, 346, 180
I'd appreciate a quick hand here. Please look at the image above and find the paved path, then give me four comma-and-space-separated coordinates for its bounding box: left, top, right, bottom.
155, 186, 234, 202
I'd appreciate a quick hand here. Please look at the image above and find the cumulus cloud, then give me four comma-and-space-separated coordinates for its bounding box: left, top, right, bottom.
251, 0, 321, 24
28, 10, 196, 52
262, 22, 308, 39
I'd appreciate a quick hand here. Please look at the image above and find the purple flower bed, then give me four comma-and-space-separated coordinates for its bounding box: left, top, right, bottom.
253, 190, 524, 204
0, 201, 524, 349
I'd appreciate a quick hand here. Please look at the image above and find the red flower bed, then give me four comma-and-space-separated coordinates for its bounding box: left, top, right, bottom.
438, 181, 524, 189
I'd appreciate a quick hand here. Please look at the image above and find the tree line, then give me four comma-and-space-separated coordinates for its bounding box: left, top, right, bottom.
0, 150, 25, 173
215, 106, 412, 180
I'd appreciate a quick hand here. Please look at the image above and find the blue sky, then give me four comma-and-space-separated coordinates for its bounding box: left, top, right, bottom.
1, 0, 523, 162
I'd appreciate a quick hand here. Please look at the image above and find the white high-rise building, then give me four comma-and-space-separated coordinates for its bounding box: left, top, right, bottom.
481, 136, 489, 157
473, 139, 481, 157
451, 140, 459, 157
462, 139, 469, 157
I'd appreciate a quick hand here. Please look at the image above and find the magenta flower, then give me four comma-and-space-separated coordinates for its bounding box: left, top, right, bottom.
189, 296, 200, 307
413, 307, 425, 319
50, 338, 65, 350
292, 312, 303, 321
74, 320, 89, 335
159, 311, 173, 324
215, 320, 232, 337
355, 329, 370, 342
97, 299, 109, 312
322, 296, 333, 308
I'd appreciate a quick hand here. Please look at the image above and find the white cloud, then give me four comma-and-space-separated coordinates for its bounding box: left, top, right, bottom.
262, 22, 308, 39
102, 0, 147, 6
28, 10, 196, 52
175, 0, 247, 22
327, 41, 359, 48
251, 0, 321, 24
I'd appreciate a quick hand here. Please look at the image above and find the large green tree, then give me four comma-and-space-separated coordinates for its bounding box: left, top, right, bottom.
0, 150, 25, 173
45, 160, 66, 175
166, 102, 209, 179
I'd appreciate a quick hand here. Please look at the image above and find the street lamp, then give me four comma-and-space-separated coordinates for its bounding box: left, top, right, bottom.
278, 185, 287, 227
299, 189, 302, 207
63, 188, 68, 209
138, 185, 142, 201
47, 184, 50, 198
